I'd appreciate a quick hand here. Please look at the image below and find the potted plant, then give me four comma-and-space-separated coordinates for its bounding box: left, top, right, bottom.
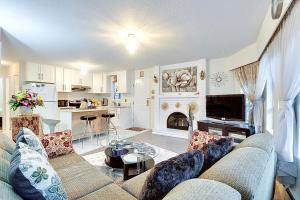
9, 90, 44, 115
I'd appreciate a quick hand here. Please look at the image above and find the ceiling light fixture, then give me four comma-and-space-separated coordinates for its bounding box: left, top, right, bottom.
80, 67, 87, 75
125, 33, 138, 54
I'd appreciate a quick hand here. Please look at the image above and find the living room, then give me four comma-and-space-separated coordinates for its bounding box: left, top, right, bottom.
0, 0, 300, 200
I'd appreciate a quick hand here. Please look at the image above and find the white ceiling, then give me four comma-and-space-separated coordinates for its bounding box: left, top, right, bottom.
0, 0, 270, 71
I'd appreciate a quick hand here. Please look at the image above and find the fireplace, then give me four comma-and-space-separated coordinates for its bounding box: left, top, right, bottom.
167, 112, 189, 130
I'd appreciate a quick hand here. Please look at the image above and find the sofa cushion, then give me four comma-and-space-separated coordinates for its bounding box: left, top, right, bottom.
163, 179, 241, 200
41, 130, 74, 159
139, 150, 204, 200
9, 144, 67, 200
0, 181, 23, 200
17, 127, 48, 158
234, 133, 274, 155
200, 147, 269, 200
0, 158, 10, 183
0, 148, 12, 161
0, 133, 15, 154
49, 152, 85, 170
56, 161, 113, 200
122, 170, 151, 198
78, 183, 137, 200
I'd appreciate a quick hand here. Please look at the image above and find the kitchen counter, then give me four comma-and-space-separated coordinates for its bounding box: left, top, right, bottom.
59, 106, 131, 113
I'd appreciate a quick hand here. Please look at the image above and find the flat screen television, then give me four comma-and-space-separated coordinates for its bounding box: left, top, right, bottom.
206, 94, 245, 121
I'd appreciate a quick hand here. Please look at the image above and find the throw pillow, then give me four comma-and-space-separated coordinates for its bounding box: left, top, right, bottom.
41, 130, 74, 159
187, 130, 224, 151
16, 128, 48, 158
9, 143, 68, 200
202, 137, 234, 171
139, 150, 204, 200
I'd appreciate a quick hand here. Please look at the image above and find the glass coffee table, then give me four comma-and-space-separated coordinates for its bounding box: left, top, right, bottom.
104, 140, 159, 180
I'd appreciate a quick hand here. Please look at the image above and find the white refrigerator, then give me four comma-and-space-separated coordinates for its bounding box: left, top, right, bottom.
22, 83, 59, 132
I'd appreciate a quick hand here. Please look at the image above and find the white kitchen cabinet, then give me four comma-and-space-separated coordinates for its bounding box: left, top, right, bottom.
24, 62, 55, 83
90, 72, 103, 93
56, 67, 73, 92
102, 73, 109, 93
116, 70, 132, 93
109, 107, 132, 129
71, 70, 92, 87
40, 64, 55, 83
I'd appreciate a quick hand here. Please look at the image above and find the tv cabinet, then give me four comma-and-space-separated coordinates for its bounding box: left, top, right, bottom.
197, 120, 255, 141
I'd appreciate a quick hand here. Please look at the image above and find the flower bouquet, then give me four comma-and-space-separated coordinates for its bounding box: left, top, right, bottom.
9, 90, 44, 115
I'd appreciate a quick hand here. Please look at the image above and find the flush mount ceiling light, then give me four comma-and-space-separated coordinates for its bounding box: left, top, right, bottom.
125, 33, 138, 54
80, 67, 87, 75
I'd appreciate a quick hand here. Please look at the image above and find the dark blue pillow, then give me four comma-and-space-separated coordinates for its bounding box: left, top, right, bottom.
139, 150, 204, 200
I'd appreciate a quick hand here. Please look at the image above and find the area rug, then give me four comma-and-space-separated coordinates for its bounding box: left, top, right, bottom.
73, 129, 148, 155
82, 143, 178, 185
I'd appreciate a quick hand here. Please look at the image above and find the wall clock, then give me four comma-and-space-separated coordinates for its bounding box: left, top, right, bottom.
210, 72, 228, 88
272, 0, 284, 19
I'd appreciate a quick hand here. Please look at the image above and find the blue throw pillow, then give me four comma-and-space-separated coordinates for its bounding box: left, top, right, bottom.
9, 143, 67, 200
139, 150, 204, 200
16, 128, 48, 158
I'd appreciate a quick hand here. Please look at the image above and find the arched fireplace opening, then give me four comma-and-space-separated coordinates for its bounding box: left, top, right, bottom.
167, 112, 189, 130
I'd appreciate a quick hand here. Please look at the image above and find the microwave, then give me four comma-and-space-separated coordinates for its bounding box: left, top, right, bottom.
57, 100, 69, 107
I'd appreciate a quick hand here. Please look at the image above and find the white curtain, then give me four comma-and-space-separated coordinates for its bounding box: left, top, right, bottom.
267, 0, 300, 185
253, 54, 269, 133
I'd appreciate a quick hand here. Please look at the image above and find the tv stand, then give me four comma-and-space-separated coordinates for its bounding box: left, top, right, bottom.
197, 120, 255, 139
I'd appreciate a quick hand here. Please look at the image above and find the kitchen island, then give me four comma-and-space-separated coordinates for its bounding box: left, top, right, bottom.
59, 106, 132, 140
59, 108, 108, 140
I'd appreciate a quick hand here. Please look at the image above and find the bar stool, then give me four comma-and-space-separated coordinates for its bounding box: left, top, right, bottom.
101, 113, 118, 140
80, 115, 97, 148
42, 118, 60, 133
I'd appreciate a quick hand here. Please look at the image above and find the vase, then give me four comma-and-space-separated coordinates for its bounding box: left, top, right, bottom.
188, 125, 193, 141
19, 106, 33, 115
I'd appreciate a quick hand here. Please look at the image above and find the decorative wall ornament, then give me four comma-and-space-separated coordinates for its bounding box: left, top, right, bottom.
153, 75, 158, 83
162, 66, 197, 93
200, 70, 205, 80
175, 102, 181, 108
161, 102, 169, 110
210, 72, 229, 88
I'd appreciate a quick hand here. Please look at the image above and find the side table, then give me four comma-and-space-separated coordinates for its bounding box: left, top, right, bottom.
10, 114, 43, 142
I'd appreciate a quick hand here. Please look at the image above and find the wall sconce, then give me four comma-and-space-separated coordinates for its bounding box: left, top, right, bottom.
200, 70, 205, 80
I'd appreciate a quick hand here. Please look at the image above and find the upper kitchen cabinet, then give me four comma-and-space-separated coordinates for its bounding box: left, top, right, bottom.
71, 70, 92, 87
23, 62, 55, 83
116, 70, 130, 93
56, 67, 73, 92
90, 72, 103, 93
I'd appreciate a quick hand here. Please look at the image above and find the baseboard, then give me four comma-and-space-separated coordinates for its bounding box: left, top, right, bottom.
287, 188, 295, 200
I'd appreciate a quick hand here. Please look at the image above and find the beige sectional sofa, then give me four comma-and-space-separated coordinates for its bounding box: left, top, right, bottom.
0, 132, 276, 200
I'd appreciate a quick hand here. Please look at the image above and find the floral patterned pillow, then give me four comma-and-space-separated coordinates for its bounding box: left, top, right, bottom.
187, 130, 225, 151
41, 130, 74, 159
17, 127, 48, 158
9, 143, 67, 200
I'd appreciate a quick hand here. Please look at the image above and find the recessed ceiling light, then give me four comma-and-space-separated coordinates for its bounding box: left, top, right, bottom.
125, 33, 138, 54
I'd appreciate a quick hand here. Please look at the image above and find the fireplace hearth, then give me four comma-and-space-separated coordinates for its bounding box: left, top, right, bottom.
167, 112, 189, 130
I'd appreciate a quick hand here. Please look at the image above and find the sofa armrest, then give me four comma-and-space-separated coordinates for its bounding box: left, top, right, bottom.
162, 179, 241, 200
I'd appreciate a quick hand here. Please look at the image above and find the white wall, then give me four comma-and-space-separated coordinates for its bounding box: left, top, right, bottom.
207, 58, 241, 95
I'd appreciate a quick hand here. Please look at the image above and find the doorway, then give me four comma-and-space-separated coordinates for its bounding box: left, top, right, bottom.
133, 68, 153, 129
